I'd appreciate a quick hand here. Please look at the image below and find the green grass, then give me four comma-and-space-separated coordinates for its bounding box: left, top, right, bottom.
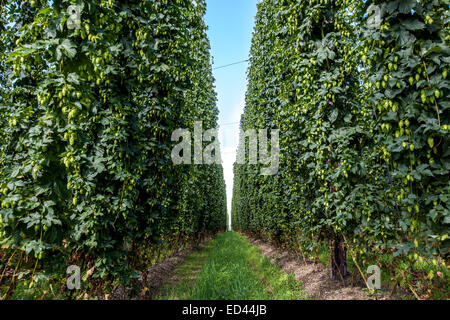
158, 239, 215, 300
158, 232, 307, 300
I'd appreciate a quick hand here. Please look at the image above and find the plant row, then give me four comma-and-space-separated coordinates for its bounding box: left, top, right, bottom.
232, 0, 449, 298
0, 0, 227, 286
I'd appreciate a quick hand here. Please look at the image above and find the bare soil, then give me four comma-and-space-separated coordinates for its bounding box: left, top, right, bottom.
245, 234, 394, 300
109, 237, 213, 300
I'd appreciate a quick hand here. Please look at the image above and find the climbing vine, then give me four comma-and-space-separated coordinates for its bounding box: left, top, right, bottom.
0, 0, 226, 292
232, 0, 448, 298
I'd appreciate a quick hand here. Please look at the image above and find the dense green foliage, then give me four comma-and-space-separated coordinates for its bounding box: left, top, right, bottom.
232, 0, 449, 297
0, 0, 226, 285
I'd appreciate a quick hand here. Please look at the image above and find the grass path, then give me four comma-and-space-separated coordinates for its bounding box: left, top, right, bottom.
157, 232, 308, 300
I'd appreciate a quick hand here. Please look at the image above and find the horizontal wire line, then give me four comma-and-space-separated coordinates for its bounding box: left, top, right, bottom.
213, 59, 249, 70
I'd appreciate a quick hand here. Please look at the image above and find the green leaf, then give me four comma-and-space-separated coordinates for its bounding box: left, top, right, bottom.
401, 19, 425, 31
56, 39, 77, 60
398, 0, 416, 14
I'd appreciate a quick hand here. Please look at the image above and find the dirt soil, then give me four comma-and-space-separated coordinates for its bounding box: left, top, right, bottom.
109, 237, 212, 300
245, 234, 394, 300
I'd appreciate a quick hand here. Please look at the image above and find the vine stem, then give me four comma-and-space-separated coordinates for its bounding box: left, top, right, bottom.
30, 222, 44, 285
422, 61, 441, 128
397, 266, 421, 300
329, 243, 346, 285
297, 243, 307, 264
0, 248, 17, 285
3, 250, 23, 299
342, 234, 370, 291
421, 60, 444, 150
31, 257, 39, 284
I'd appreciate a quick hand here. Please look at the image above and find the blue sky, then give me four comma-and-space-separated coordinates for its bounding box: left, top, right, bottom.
204, 0, 258, 220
